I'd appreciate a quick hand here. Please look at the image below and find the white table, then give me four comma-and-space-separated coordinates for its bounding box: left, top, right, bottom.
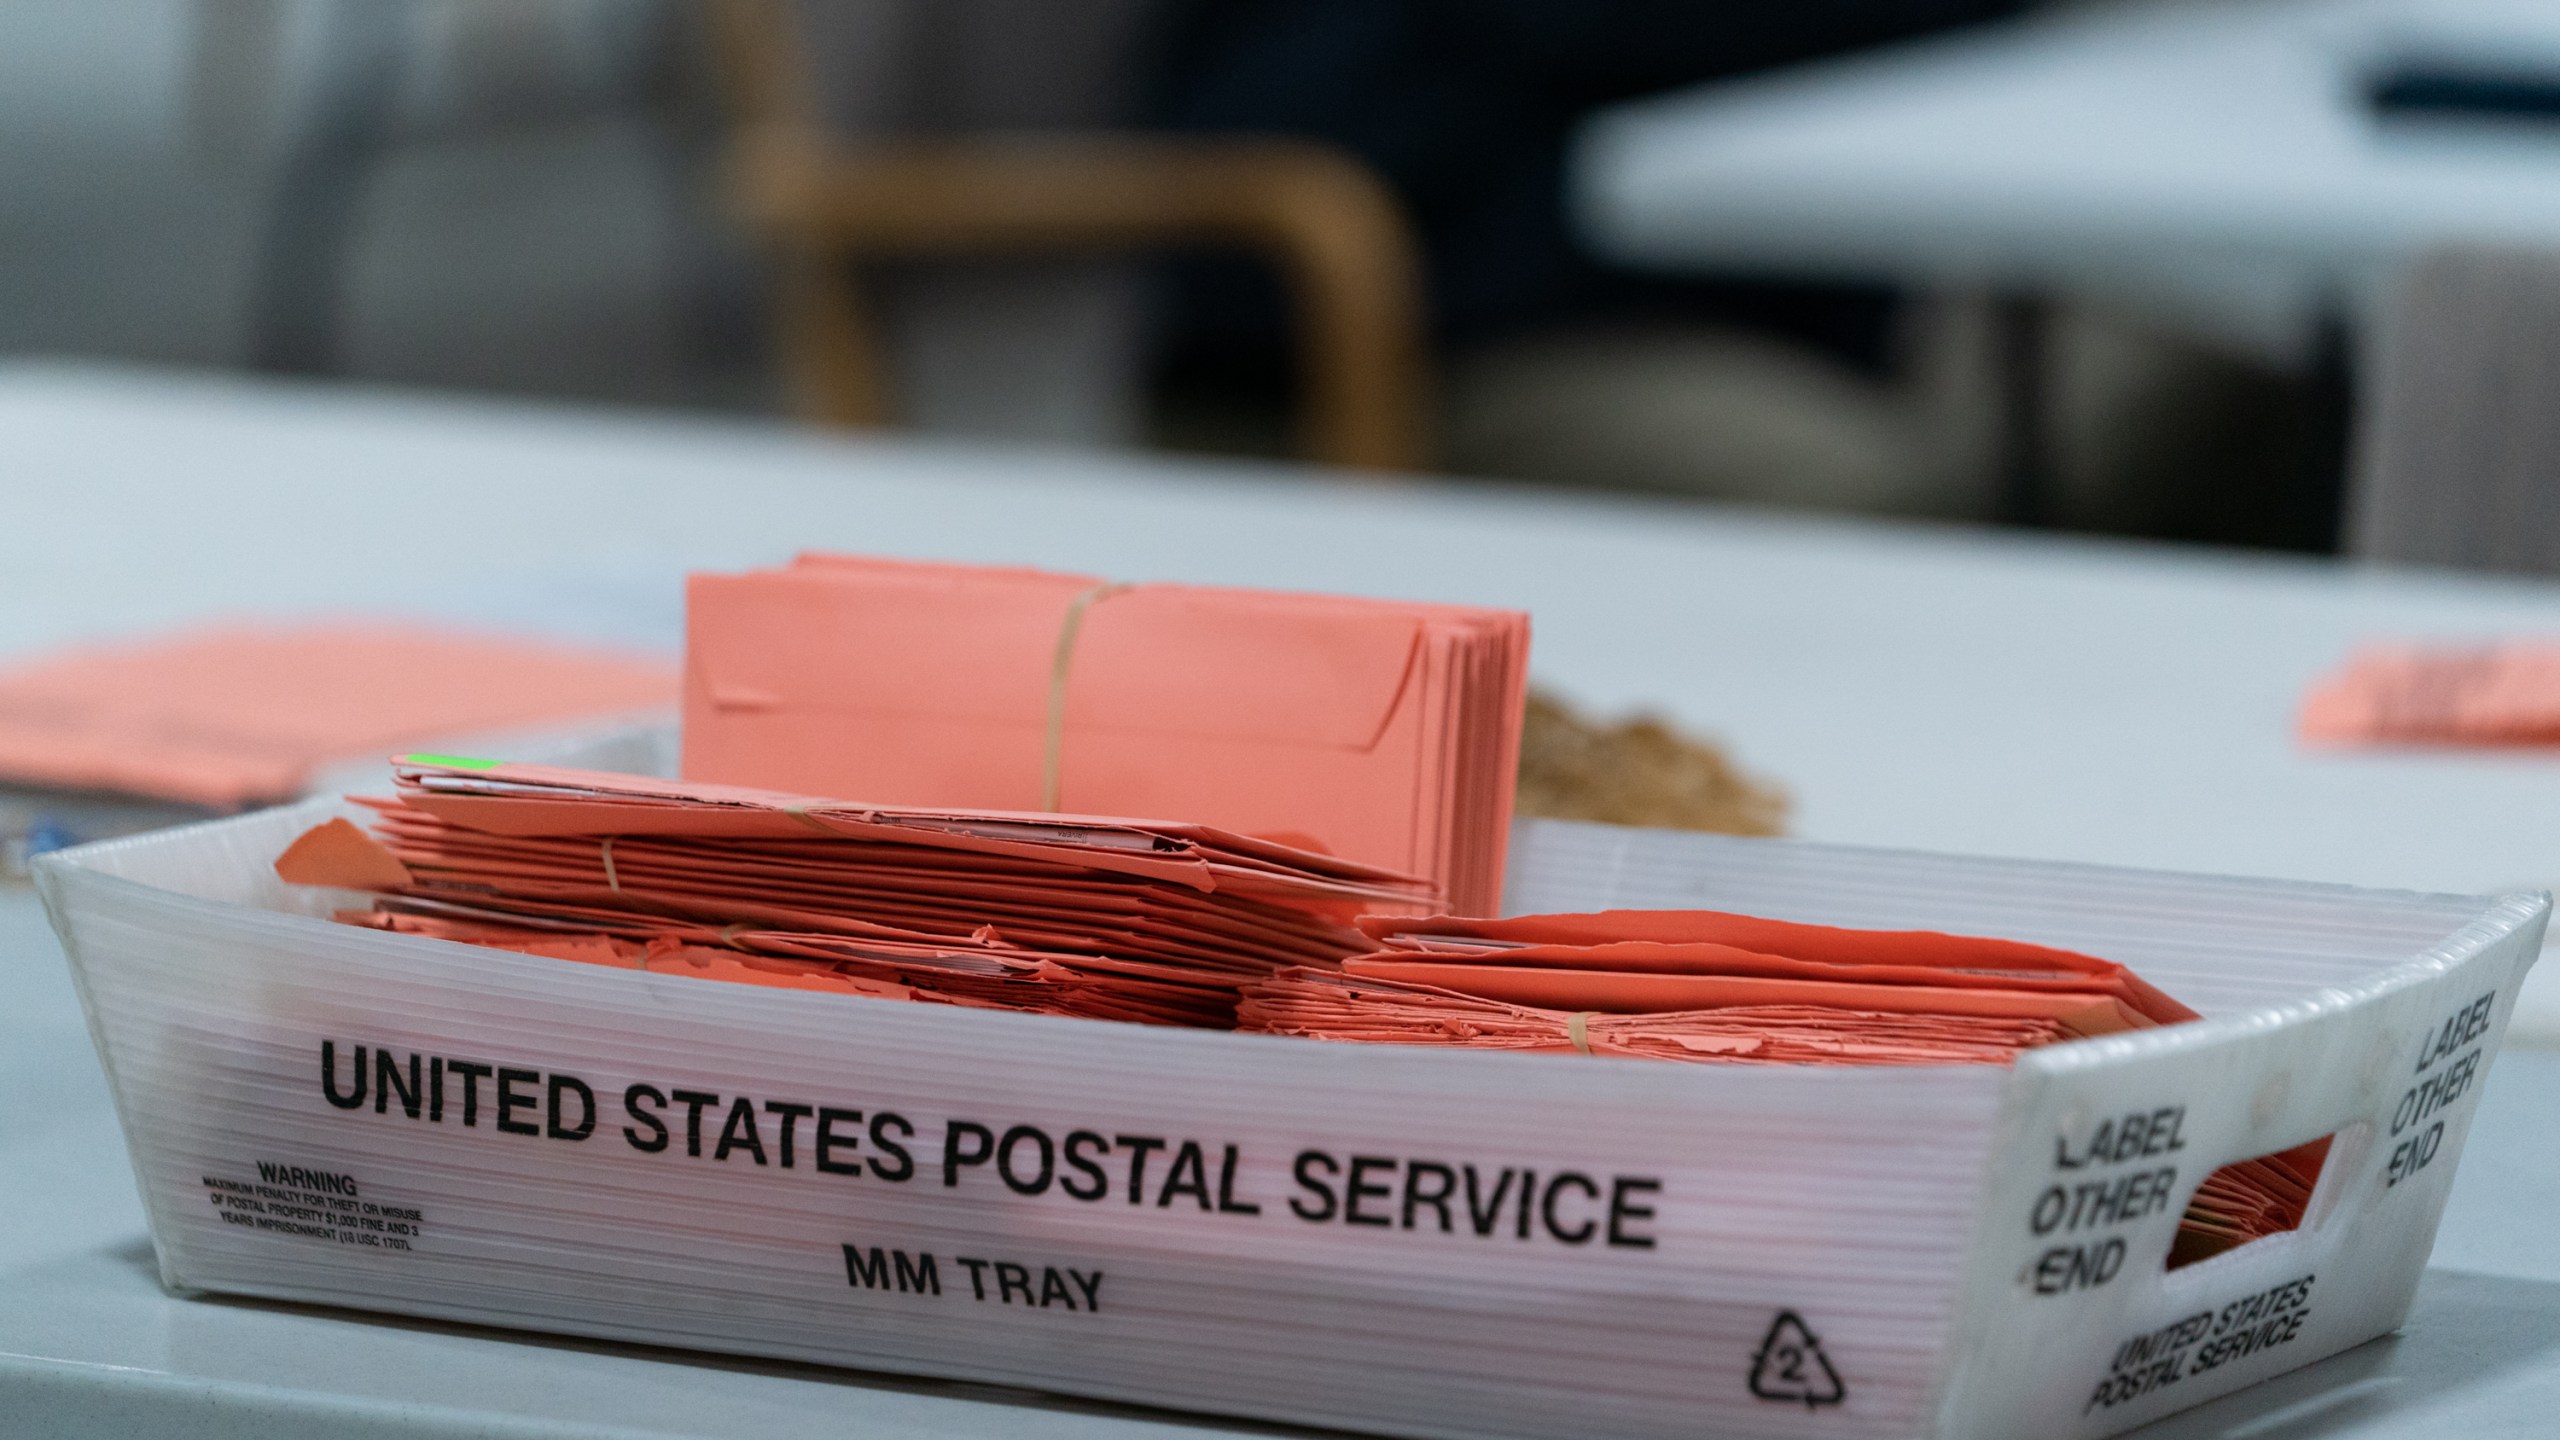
1574, 0, 2560, 363
9, 362, 2560, 1435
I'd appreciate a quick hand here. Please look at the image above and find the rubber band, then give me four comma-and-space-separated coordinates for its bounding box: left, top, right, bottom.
1043, 581, 1132, 812
1568, 1011, 1595, 1056
599, 836, 622, 895
781, 803, 844, 836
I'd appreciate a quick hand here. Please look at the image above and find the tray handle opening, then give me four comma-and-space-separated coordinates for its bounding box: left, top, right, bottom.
2165, 1132, 2338, 1271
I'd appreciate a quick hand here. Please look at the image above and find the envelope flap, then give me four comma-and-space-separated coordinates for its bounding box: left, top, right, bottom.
1064, 588, 1421, 750
690, 571, 1422, 752
687, 566, 1093, 720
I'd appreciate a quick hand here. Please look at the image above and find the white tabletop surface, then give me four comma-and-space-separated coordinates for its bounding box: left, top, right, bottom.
8, 362, 2560, 1435
1574, 0, 2560, 359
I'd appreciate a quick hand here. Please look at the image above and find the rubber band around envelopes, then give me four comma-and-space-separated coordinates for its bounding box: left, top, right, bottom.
682, 554, 1530, 916
1043, 582, 1132, 812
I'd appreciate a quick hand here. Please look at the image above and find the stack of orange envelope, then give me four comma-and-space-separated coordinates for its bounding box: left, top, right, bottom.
2170, 1140, 2331, 1266
0, 625, 674, 809
682, 554, 1531, 916
1237, 908, 2200, 1064
286, 769, 2323, 1260
1239, 908, 2322, 1259
2300, 642, 2560, 746
279, 757, 1436, 1027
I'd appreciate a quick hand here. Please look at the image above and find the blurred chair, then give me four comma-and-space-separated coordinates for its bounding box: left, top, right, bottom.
2349, 247, 2560, 576
197, 0, 729, 401
226, 0, 408, 374
703, 0, 1431, 469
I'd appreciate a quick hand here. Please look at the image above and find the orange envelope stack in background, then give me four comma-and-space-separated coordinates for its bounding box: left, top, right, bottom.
2300, 642, 2560, 746
683, 554, 1530, 916
280, 757, 1436, 1027
0, 625, 674, 808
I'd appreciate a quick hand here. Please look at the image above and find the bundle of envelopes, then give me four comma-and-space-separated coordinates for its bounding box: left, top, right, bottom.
682, 554, 1530, 916
284, 764, 2321, 1259
1237, 908, 2319, 1256
2172, 1140, 2329, 1266
0, 624, 674, 809
1236, 908, 2201, 1064
278, 757, 1437, 1027
2301, 641, 2560, 746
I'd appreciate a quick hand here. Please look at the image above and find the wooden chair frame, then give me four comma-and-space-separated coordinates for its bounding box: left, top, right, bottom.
704, 0, 1432, 470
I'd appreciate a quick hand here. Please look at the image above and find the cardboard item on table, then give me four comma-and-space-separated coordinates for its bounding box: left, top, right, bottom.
682, 554, 1529, 914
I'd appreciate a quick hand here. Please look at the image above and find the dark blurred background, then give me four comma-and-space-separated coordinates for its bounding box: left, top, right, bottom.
2, 0, 2336, 548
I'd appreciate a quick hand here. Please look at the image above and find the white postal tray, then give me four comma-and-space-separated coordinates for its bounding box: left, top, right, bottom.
35, 803, 2547, 1440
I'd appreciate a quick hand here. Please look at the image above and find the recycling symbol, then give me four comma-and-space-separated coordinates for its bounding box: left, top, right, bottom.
1749, 1310, 1846, 1408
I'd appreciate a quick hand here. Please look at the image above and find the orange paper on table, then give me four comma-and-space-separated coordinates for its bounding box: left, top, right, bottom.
0, 624, 675, 807
2300, 642, 2560, 746
682, 554, 1530, 916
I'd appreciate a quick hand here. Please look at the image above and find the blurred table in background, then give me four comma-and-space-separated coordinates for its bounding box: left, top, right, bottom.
1573, 0, 2560, 533
1579, 0, 2560, 360
8, 362, 2560, 1435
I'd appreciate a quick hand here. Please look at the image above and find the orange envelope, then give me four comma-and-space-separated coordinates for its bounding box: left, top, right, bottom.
1354, 909, 2198, 1027
347, 807, 1366, 975
2173, 1142, 2331, 1265
0, 624, 674, 807
2300, 643, 2560, 746
1237, 968, 2098, 1065
1247, 905, 2202, 1057
384, 756, 1434, 909
1358, 908, 2127, 971
280, 757, 1435, 1027
1338, 961, 2158, 1032
682, 554, 1529, 916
